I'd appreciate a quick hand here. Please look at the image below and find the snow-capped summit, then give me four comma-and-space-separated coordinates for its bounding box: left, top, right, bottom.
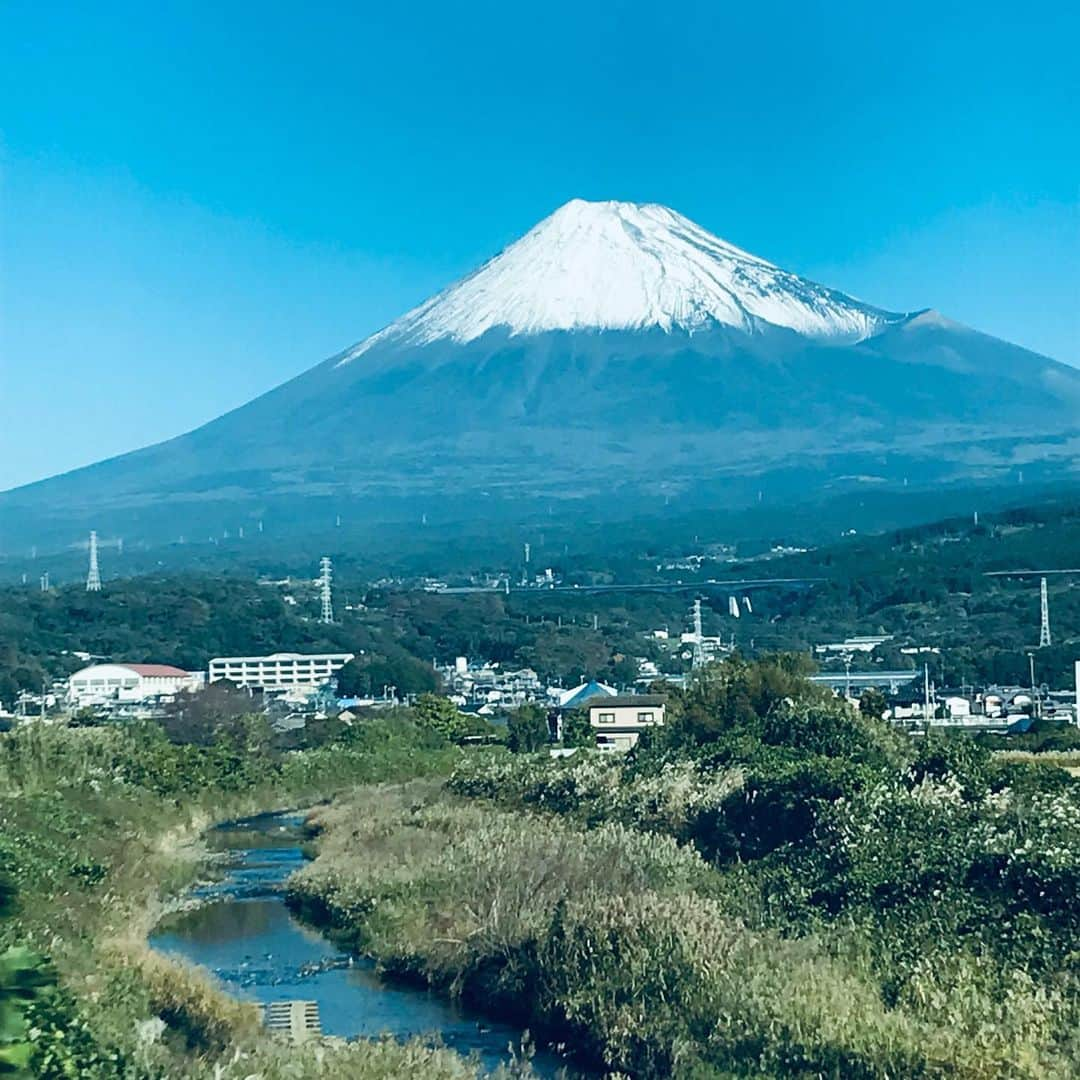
341, 199, 903, 363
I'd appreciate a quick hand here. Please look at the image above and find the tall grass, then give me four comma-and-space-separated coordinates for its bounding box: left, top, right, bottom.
288, 782, 1079, 1078
0, 723, 483, 1079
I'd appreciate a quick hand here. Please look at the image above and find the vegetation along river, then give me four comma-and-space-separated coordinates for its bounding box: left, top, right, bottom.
149, 811, 584, 1077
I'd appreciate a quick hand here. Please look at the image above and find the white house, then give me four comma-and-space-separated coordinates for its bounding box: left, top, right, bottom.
588, 694, 666, 752
68, 663, 202, 709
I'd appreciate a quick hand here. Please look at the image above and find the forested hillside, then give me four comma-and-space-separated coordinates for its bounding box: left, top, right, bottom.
3, 498, 1080, 708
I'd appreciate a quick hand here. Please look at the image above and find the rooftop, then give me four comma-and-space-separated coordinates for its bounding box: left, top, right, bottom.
589, 694, 667, 709
123, 664, 189, 678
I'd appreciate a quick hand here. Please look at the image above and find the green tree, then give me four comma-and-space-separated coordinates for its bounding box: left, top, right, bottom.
561, 707, 593, 748
506, 703, 550, 753
412, 693, 488, 744
0, 947, 51, 1076
337, 651, 440, 698
606, 653, 640, 688
858, 687, 888, 721
160, 681, 262, 747
665, 654, 827, 747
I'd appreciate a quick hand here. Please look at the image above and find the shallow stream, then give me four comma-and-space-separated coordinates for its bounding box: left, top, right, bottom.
150, 811, 582, 1077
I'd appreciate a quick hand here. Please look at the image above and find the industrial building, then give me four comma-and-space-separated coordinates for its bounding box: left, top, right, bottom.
208, 652, 354, 691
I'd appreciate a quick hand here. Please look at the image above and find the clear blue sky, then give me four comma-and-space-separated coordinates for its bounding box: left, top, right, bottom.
2, 0, 1077, 490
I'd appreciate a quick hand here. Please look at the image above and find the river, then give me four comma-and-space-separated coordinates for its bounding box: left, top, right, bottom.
149, 810, 585, 1077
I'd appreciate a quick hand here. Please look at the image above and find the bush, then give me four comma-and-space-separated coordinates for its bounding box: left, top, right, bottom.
505, 704, 549, 753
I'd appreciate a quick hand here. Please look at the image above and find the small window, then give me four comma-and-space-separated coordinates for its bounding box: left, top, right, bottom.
637, 711, 654, 723
597, 712, 616, 724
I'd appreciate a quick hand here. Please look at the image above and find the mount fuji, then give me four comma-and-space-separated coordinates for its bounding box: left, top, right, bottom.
4, 198, 1079, 550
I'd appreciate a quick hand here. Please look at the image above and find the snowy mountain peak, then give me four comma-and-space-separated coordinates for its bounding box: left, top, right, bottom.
341, 199, 903, 362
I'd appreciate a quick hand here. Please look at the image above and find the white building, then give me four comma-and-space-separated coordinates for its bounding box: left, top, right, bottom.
208, 652, 354, 691
815, 635, 892, 656
588, 694, 666, 752
68, 663, 202, 709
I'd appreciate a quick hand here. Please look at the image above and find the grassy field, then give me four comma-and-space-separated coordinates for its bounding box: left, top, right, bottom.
5, 665, 1079, 1078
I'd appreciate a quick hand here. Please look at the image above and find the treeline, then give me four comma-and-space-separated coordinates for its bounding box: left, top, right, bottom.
0, 574, 688, 704
732, 500, 1080, 687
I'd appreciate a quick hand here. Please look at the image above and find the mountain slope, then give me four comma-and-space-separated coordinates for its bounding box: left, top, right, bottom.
2, 199, 1079, 551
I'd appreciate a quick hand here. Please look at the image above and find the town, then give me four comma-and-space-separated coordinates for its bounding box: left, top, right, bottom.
7, 551, 1077, 753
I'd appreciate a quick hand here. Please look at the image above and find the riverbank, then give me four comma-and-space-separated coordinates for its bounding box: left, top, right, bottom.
286, 769, 1080, 1079
285, 781, 729, 1077
0, 721, 500, 1078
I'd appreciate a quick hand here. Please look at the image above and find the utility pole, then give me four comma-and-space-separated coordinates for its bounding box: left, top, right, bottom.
923, 663, 931, 725
691, 598, 705, 669
1028, 652, 1040, 718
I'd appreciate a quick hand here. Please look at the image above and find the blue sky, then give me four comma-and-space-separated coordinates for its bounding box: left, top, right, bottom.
1, 0, 1077, 490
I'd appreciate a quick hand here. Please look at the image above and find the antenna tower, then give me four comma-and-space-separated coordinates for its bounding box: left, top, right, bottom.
319, 556, 334, 625
1039, 576, 1051, 648
86, 531, 101, 591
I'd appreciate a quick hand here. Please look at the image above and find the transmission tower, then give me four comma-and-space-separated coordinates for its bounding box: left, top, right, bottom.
319, 556, 334, 625
86, 531, 101, 592
691, 598, 705, 669
1039, 576, 1051, 648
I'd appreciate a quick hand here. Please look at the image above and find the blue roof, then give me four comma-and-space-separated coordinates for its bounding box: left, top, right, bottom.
561, 681, 616, 710
1007, 715, 1036, 734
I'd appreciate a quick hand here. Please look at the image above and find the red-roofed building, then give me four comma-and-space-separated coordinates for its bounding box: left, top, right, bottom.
68, 663, 204, 709
126, 664, 190, 679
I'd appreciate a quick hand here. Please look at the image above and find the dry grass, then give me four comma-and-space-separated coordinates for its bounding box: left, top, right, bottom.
287, 781, 1079, 1079
994, 749, 1080, 775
